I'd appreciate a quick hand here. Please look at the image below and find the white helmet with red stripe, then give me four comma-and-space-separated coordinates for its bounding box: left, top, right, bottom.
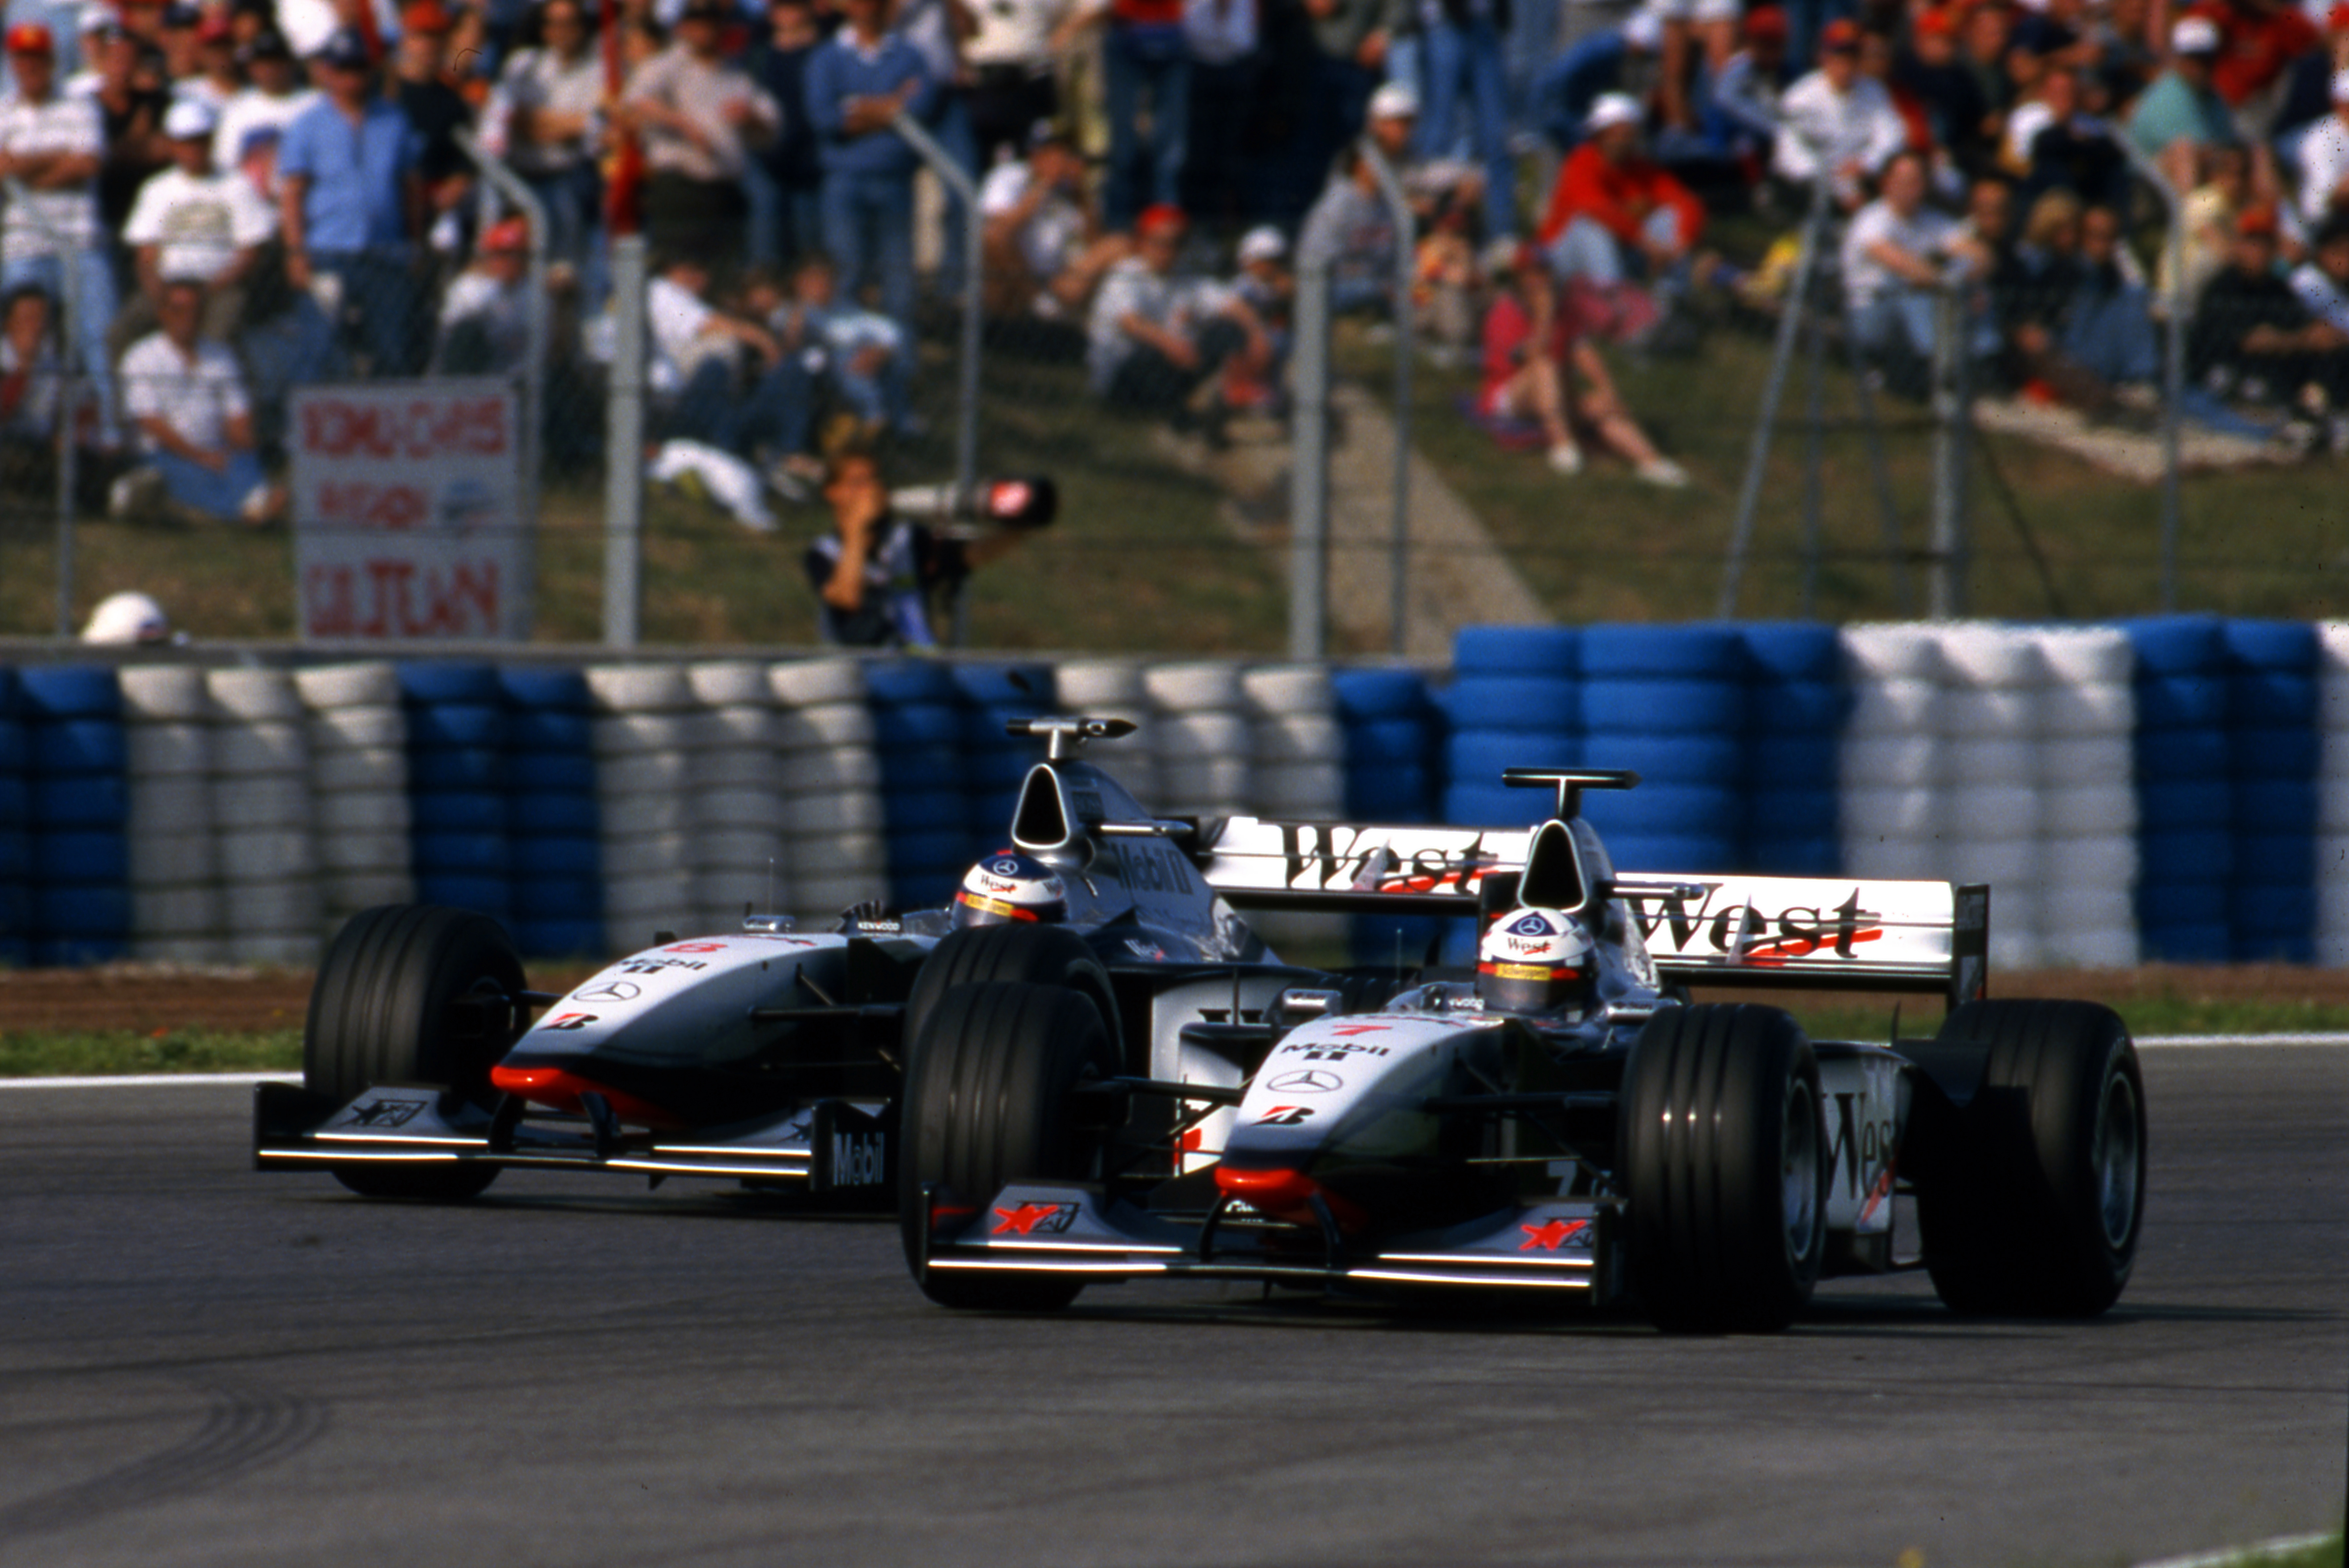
1476, 906, 1598, 1016
952, 851, 1069, 929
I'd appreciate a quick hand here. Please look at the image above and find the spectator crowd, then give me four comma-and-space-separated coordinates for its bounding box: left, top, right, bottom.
5, 0, 2349, 528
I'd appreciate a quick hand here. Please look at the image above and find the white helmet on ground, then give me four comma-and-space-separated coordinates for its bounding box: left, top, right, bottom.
81, 591, 169, 645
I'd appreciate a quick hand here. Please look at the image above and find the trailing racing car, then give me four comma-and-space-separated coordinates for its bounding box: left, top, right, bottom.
904, 769, 2147, 1330
253, 716, 1402, 1204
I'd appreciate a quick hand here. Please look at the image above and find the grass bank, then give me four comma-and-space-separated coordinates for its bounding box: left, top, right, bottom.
0, 1027, 301, 1077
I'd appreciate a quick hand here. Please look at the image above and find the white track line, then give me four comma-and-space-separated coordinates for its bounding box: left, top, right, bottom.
2134, 1034, 2349, 1048
0, 1071, 299, 1090
2132, 1531, 2337, 1568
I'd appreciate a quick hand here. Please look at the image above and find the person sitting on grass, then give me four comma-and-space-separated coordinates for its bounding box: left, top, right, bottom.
752, 250, 918, 441
1086, 203, 1265, 445
115, 274, 284, 525
1473, 244, 1689, 487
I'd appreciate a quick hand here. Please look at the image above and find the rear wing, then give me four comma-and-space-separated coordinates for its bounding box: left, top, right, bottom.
1193, 816, 1989, 1011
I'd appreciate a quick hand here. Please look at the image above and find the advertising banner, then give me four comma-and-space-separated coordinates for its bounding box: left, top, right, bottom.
292, 380, 525, 640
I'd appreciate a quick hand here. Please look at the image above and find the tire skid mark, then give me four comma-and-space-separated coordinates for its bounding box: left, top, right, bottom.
0, 1373, 328, 1546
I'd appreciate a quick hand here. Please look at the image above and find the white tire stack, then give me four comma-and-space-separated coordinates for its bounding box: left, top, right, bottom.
590, 664, 698, 950
687, 660, 787, 932
2318, 624, 2349, 963
1934, 627, 2049, 971
294, 662, 412, 936
1144, 661, 1252, 822
121, 665, 223, 964
2032, 628, 2138, 968
770, 657, 885, 928
1838, 626, 1949, 885
1054, 660, 1160, 806
209, 667, 323, 966
1240, 664, 1346, 952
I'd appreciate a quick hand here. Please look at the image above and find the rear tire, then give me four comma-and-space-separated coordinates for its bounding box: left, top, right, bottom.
1916, 999, 2145, 1316
898, 981, 1118, 1310
1619, 1003, 1827, 1333
303, 904, 526, 1201
901, 922, 1120, 1058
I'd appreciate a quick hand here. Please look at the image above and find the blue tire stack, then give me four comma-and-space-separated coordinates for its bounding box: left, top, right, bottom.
2224, 620, 2320, 962
1438, 626, 1581, 829
1335, 668, 1439, 823
1335, 668, 1442, 967
867, 660, 969, 912
502, 666, 603, 958
1580, 625, 1750, 873
401, 663, 512, 923
21, 665, 130, 965
2126, 616, 2232, 962
1741, 623, 1847, 875
0, 669, 29, 966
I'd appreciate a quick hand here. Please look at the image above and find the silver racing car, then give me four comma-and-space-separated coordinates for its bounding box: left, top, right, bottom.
906, 769, 2147, 1331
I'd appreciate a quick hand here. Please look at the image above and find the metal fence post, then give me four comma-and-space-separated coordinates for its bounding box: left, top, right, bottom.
1720, 167, 1831, 618
1290, 260, 1332, 661
457, 129, 547, 641
1927, 281, 1970, 618
603, 232, 647, 648
1359, 139, 1413, 656
892, 110, 983, 499
53, 233, 78, 639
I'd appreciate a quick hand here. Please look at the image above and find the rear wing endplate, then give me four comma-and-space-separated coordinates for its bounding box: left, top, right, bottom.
1194, 816, 1989, 1011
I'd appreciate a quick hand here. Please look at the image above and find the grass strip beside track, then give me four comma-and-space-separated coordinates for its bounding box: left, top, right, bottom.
0, 1028, 301, 1079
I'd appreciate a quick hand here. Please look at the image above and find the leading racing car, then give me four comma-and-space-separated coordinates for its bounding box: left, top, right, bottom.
904, 769, 2147, 1330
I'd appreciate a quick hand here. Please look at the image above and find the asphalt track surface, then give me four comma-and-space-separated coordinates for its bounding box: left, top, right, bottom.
1, 1046, 2343, 1568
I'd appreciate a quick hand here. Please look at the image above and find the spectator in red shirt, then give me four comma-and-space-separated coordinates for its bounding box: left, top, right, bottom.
1536, 92, 1705, 294
1475, 245, 1687, 485
2190, 0, 2318, 128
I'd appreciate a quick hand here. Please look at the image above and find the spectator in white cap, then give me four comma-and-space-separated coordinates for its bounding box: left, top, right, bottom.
2124, 15, 2240, 196
1530, 8, 1662, 154
116, 274, 284, 525
1224, 223, 1291, 411
1300, 110, 1408, 314
1535, 91, 1705, 301
110, 94, 276, 361
80, 590, 170, 644
2295, 69, 2349, 230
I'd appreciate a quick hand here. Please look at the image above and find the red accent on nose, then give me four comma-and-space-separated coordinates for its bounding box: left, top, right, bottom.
1213, 1166, 1367, 1230
488, 1064, 681, 1129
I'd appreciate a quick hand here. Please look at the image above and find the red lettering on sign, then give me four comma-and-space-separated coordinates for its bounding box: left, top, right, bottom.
298, 394, 510, 459
301, 559, 502, 638
315, 479, 431, 531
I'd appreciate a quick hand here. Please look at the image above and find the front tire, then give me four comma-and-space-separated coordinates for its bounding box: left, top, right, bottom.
900, 923, 1120, 1062
1916, 1000, 2145, 1316
303, 904, 526, 1201
897, 981, 1118, 1310
1619, 1003, 1828, 1333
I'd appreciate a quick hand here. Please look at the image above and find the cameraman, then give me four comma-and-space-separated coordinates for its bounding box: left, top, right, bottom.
805, 446, 1032, 647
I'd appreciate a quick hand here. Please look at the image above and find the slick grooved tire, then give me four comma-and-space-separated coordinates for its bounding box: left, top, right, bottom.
1914, 999, 2145, 1317
898, 981, 1117, 1310
1620, 1003, 1827, 1333
901, 922, 1120, 1058
304, 904, 527, 1202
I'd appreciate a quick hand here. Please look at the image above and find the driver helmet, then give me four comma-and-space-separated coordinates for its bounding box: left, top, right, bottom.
1475, 907, 1599, 1016
952, 851, 1069, 929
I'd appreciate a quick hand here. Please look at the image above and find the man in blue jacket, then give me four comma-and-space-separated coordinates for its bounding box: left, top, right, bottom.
803, 0, 936, 331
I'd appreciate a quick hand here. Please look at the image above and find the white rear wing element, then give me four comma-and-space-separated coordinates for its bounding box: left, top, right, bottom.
1194, 817, 1989, 1009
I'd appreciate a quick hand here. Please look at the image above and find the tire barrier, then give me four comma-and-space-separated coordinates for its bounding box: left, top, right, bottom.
770, 656, 885, 930
1144, 661, 1253, 825
2124, 618, 2232, 964
0, 668, 28, 968
588, 662, 697, 954
7, 629, 2348, 970
21, 665, 130, 966
503, 664, 602, 958
123, 665, 222, 964
297, 662, 412, 958
2318, 624, 2349, 965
